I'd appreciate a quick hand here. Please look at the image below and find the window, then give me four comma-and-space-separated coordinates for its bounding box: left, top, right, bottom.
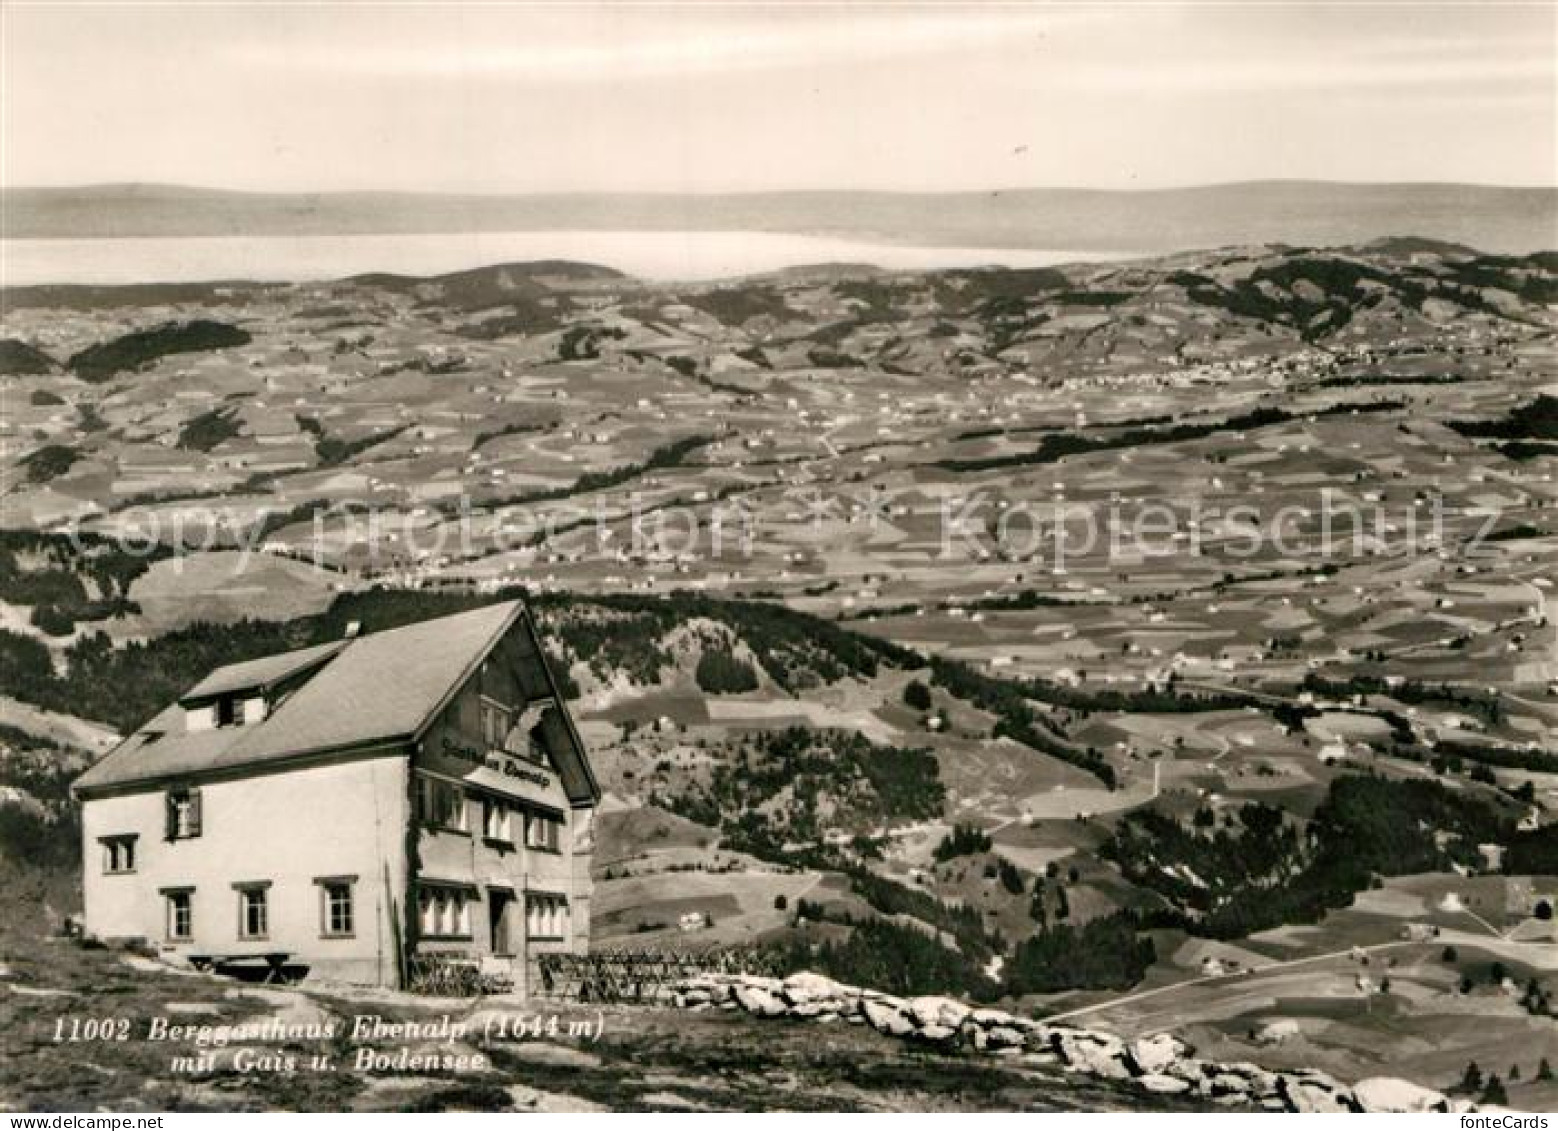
526, 737, 551, 768
482, 797, 514, 844
414, 775, 467, 833
317, 877, 355, 938
525, 810, 562, 853
236, 883, 269, 939
480, 698, 512, 751
164, 889, 193, 941
417, 886, 473, 939
165, 788, 202, 840
101, 835, 137, 874
526, 893, 568, 941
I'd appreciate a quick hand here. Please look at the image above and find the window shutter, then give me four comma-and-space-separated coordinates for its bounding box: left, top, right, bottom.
187, 789, 203, 837
165, 793, 177, 840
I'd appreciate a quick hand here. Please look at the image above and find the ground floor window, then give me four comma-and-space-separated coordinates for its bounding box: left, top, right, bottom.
418, 885, 473, 939
317, 877, 355, 938
236, 883, 269, 939
163, 889, 193, 941
100, 835, 137, 874
526, 892, 568, 941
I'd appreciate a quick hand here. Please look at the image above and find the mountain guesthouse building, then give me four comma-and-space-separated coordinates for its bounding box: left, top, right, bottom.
72, 600, 599, 993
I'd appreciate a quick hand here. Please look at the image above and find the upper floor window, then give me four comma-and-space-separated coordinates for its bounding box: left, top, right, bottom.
482, 797, 514, 844
101, 835, 137, 874
165, 788, 202, 840
525, 810, 562, 854
414, 774, 467, 833
236, 883, 269, 940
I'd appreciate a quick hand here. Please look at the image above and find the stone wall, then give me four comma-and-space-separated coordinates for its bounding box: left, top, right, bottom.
669, 971, 1478, 1114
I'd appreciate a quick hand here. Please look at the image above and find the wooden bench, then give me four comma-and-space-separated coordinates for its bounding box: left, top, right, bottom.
188, 952, 293, 984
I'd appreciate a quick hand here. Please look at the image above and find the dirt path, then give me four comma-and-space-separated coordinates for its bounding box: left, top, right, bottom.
1048, 921, 1557, 1028
1043, 939, 1419, 1025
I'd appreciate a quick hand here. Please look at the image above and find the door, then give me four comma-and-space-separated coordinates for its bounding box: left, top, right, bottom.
488, 890, 514, 956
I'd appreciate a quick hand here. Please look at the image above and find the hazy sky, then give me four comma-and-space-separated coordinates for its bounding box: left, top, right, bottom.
2, 2, 1553, 193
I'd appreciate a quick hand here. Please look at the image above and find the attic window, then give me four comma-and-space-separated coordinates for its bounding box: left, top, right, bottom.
480, 698, 512, 752
216, 696, 239, 727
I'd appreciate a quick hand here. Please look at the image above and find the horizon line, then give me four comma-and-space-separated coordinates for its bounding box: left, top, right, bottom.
5, 177, 1558, 198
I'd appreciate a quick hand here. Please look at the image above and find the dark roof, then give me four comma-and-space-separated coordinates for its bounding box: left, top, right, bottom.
74, 601, 598, 804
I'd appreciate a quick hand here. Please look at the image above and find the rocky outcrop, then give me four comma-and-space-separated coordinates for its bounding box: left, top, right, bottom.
669, 972, 1468, 1114
1352, 1077, 1457, 1114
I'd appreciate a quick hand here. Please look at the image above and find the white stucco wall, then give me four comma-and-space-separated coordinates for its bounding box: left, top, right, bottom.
80, 753, 410, 984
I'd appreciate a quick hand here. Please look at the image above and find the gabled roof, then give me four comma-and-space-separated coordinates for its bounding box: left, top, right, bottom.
74, 600, 599, 805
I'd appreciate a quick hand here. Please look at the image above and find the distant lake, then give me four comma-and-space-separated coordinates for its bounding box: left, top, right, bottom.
0, 230, 1131, 286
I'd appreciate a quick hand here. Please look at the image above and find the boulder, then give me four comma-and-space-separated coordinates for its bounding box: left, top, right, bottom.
982, 1026, 1027, 1051
970, 1008, 1022, 1029
782, 973, 847, 1005
1052, 1030, 1133, 1081
912, 1023, 959, 1044
1139, 1074, 1192, 1095
1278, 1072, 1358, 1113
1127, 1032, 1191, 1075
861, 998, 915, 1038
1214, 1062, 1280, 1096
1353, 1077, 1451, 1114
1210, 1073, 1254, 1095
907, 995, 971, 1030
734, 985, 788, 1018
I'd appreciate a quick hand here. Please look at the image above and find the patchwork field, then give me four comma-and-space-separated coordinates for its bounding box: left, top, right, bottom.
1, 240, 1554, 1109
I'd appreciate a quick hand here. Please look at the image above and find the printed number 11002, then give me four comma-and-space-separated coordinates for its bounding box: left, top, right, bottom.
53, 1017, 133, 1042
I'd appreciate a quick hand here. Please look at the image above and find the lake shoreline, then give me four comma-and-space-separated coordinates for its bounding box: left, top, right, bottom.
0, 230, 1135, 287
